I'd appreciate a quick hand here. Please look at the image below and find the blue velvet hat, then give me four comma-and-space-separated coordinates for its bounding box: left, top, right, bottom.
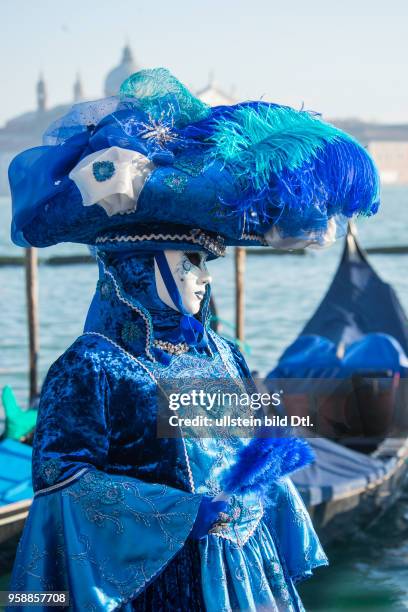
9, 68, 380, 257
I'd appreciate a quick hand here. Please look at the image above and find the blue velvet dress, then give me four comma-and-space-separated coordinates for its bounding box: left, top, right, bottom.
9, 253, 327, 611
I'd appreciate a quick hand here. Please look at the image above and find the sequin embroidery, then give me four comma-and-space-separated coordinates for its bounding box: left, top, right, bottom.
121, 320, 143, 344
163, 173, 188, 194
173, 156, 205, 177
92, 160, 115, 182
97, 279, 113, 300
38, 458, 61, 486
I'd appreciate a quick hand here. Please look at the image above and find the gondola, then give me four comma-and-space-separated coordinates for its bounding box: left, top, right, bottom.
265, 226, 408, 544
0, 387, 36, 573
0, 438, 33, 573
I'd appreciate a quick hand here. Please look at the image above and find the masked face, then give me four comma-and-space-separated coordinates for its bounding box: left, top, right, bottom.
154, 250, 212, 315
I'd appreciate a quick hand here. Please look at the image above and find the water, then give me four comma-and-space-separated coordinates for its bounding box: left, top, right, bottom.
1, 188, 408, 609
300, 489, 408, 611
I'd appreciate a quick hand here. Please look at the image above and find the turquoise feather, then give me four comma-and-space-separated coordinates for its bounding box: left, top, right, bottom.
120, 68, 210, 128
209, 104, 351, 191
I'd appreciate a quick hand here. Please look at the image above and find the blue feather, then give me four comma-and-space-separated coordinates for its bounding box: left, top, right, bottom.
199, 102, 379, 234
209, 103, 343, 189
220, 434, 315, 498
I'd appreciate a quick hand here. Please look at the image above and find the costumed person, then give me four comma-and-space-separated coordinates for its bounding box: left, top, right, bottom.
8, 68, 379, 611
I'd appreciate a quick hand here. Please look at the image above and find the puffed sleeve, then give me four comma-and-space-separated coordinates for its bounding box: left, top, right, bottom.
32, 345, 111, 490
9, 343, 202, 611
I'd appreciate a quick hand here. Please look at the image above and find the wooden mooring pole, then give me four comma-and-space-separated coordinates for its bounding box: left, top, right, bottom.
25, 247, 39, 404
234, 247, 246, 347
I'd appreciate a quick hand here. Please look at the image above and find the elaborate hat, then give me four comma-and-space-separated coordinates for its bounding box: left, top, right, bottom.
9, 68, 379, 257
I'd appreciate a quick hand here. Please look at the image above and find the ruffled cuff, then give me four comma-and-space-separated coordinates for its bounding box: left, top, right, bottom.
9, 468, 201, 611
264, 477, 328, 583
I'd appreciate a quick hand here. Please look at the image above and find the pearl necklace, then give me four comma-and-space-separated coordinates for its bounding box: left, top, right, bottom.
153, 339, 190, 356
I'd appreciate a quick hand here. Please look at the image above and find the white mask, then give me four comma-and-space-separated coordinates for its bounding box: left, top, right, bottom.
154, 250, 212, 315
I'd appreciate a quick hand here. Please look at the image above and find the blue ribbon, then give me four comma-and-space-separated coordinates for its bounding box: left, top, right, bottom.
154, 252, 208, 350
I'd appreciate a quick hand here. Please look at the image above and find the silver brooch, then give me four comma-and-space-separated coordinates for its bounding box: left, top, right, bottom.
139, 112, 177, 147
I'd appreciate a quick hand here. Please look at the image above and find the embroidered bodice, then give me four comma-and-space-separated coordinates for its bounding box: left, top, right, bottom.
33, 325, 262, 545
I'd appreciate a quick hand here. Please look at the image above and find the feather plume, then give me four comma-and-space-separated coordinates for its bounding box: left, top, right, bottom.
220, 434, 314, 498
206, 102, 379, 230
210, 103, 342, 191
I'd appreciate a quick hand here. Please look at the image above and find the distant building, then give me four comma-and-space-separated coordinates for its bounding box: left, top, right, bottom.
327, 119, 408, 185
368, 141, 408, 184
104, 45, 138, 97
197, 73, 235, 107
73, 73, 84, 103
36, 73, 47, 112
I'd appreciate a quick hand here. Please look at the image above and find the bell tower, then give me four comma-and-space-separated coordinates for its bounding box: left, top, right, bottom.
73, 73, 84, 102
37, 73, 47, 112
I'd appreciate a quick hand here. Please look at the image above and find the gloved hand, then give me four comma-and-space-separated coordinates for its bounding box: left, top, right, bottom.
190, 495, 230, 540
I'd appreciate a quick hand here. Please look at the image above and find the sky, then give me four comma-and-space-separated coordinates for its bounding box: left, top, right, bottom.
2, 0, 408, 126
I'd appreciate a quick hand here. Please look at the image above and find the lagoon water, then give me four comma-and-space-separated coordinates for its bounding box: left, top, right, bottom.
1, 188, 408, 609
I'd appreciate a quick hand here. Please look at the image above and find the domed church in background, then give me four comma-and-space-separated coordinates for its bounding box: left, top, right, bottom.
104, 45, 138, 97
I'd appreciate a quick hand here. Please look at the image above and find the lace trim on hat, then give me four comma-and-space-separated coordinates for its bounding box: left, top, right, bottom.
241, 232, 268, 245
96, 229, 226, 257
